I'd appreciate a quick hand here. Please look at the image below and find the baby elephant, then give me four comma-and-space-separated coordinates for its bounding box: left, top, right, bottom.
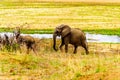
13, 27, 37, 55
53, 24, 89, 54
16, 35, 37, 55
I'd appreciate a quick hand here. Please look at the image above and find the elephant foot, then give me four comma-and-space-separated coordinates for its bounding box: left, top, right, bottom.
86, 51, 89, 55
73, 52, 77, 54
86, 52, 89, 55
60, 48, 63, 52
73, 51, 77, 54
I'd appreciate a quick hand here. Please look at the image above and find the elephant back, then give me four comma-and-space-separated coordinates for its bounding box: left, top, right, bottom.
22, 35, 35, 44
70, 28, 86, 42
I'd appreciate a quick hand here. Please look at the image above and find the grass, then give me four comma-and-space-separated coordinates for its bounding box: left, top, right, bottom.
0, 0, 120, 80
0, 1, 120, 35
0, 39, 120, 80
84, 28, 120, 36
1, 28, 120, 36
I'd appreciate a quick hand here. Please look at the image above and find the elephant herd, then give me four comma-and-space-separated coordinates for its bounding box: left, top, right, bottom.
0, 24, 89, 55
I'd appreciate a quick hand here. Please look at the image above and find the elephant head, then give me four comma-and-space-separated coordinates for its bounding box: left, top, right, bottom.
13, 27, 20, 39
13, 27, 24, 44
53, 24, 71, 51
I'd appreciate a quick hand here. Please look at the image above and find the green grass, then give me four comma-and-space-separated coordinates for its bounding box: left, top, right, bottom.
0, 28, 53, 34
84, 28, 120, 36
0, 28, 120, 36
0, 1, 120, 35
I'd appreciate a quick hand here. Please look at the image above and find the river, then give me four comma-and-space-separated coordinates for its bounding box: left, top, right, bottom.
0, 32, 120, 43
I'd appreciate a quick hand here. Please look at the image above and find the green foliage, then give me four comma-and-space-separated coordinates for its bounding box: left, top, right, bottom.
85, 28, 120, 36
0, 28, 120, 36
0, 28, 53, 34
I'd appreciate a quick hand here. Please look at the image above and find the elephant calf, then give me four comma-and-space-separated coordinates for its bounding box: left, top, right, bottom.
13, 27, 38, 55
0, 34, 11, 51
53, 24, 89, 54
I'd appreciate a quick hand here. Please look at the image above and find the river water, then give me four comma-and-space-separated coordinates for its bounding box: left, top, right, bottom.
0, 32, 120, 43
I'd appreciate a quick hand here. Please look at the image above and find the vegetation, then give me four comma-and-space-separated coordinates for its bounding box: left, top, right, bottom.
0, 0, 120, 80
0, 39, 120, 80
0, 28, 120, 36
0, 1, 120, 36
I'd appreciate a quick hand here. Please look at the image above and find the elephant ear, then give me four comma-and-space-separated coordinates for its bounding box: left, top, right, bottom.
61, 25, 71, 38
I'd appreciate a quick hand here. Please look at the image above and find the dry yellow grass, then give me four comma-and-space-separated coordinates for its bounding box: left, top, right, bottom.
3, 0, 120, 3
1, 0, 120, 30
1, 5, 120, 30
0, 41, 120, 80
0, 1, 120, 79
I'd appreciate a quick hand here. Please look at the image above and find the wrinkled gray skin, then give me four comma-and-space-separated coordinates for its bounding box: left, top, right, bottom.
13, 27, 37, 55
53, 24, 89, 54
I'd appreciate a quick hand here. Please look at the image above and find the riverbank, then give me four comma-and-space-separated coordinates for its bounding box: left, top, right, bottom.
0, 28, 120, 36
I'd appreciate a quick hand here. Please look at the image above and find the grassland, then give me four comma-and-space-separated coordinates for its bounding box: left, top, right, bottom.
0, 0, 120, 80
0, 1, 120, 35
0, 39, 120, 80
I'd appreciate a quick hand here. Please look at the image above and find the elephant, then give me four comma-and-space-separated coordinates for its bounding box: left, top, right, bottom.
0, 34, 11, 51
53, 24, 89, 54
13, 27, 38, 55
13, 27, 21, 37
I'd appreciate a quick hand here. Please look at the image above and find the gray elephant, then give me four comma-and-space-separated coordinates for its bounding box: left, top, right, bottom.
53, 24, 89, 54
13, 27, 37, 55
0, 34, 11, 51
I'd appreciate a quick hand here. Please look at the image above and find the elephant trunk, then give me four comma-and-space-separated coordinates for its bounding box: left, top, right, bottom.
53, 34, 57, 51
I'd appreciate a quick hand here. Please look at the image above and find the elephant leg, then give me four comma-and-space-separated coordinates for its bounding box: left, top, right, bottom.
73, 45, 78, 54
82, 42, 89, 55
59, 43, 64, 52
64, 37, 69, 53
27, 48, 30, 54
26, 45, 30, 54
65, 44, 68, 53
32, 48, 37, 55
59, 39, 64, 52
32, 44, 37, 55
59, 38, 64, 52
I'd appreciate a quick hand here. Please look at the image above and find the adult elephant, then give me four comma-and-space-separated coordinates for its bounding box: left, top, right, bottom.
53, 24, 89, 54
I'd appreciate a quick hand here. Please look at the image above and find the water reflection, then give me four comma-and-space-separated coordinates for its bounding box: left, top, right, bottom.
0, 32, 120, 43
